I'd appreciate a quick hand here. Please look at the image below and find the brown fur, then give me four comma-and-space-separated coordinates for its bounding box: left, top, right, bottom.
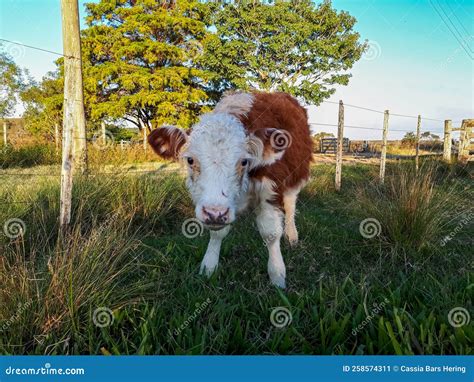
242, 93, 313, 208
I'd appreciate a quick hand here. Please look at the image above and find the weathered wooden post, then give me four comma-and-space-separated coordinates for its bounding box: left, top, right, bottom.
101, 121, 107, 146
379, 110, 389, 184
2, 120, 7, 146
54, 123, 60, 153
59, 0, 86, 231
120, 139, 124, 150
415, 114, 421, 171
458, 119, 473, 163
443, 120, 452, 163
335, 100, 344, 191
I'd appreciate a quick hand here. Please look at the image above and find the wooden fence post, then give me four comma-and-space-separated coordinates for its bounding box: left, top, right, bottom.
335, 100, 344, 191
143, 122, 147, 155
120, 139, 124, 150
101, 121, 106, 146
2, 120, 7, 146
59, 0, 86, 231
379, 110, 389, 184
458, 119, 473, 163
55, 123, 60, 154
415, 114, 421, 171
443, 120, 452, 163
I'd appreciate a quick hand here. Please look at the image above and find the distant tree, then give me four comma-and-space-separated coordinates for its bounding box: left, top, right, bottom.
313, 131, 335, 140
21, 64, 63, 137
81, 0, 215, 130
401, 132, 416, 147
203, 0, 366, 104
0, 51, 25, 118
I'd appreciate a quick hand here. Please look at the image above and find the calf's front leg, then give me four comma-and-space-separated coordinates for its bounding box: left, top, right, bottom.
199, 225, 231, 276
256, 202, 286, 288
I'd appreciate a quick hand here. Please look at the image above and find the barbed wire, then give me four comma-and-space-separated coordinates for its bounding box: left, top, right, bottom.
0, 38, 78, 60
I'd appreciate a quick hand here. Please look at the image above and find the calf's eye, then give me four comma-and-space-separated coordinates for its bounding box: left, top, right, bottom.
241, 159, 248, 166
187, 157, 194, 165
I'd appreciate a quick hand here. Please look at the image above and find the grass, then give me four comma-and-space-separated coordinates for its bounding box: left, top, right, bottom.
0, 157, 472, 355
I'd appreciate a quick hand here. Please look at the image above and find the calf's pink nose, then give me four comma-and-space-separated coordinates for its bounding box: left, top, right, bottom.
202, 206, 230, 225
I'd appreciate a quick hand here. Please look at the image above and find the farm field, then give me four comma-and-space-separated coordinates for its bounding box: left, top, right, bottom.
0, 156, 472, 355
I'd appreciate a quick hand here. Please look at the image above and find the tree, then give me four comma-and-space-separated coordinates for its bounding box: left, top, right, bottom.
0, 51, 25, 118
81, 0, 215, 130
401, 132, 416, 147
21, 64, 64, 138
203, 0, 366, 104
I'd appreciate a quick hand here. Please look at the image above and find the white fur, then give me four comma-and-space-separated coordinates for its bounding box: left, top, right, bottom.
213, 92, 254, 117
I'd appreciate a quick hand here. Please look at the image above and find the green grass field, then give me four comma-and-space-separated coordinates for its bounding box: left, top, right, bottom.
0, 156, 472, 355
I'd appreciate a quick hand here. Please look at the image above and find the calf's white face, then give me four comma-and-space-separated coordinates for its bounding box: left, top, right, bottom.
183, 113, 253, 229
148, 113, 264, 229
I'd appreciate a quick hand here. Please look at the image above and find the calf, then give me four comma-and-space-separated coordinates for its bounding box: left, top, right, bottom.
148, 92, 313, 288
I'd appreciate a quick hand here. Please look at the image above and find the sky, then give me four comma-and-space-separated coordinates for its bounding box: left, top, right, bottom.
0, 0, 472, 140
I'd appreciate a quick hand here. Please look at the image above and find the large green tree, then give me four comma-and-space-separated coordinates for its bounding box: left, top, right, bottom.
203, 0, 366, 104
82, 0, 214, 130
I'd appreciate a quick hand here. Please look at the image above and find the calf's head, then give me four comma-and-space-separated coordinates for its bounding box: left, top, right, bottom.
149, 113, 285, 229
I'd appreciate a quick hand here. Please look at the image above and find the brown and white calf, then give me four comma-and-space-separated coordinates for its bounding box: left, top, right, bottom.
148, 92, 313, 288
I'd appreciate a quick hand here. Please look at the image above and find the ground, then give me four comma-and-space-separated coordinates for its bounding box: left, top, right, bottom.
0, 155, 472, 355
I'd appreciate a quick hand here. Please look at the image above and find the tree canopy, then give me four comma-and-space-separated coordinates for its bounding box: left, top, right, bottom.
203, 0, 366, 104
81, 0, 214, 130
19, 0, 366, 133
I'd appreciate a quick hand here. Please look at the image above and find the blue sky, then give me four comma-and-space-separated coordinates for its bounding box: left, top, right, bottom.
0, 0, 472, 139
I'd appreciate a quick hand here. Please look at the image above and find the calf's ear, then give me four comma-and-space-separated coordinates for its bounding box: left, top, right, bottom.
247, 128, 292, 166
148, 126, 188, 161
